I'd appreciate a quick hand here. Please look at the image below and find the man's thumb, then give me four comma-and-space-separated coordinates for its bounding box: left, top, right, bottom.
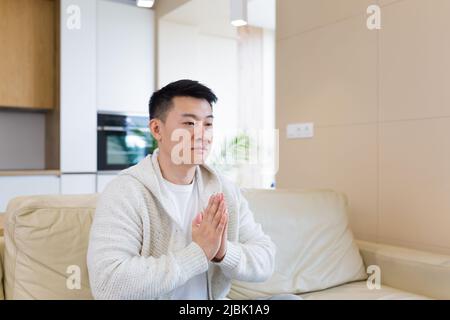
193, 212, 203, 225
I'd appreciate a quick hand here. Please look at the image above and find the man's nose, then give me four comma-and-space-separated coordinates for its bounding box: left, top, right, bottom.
193, 122, 205, 141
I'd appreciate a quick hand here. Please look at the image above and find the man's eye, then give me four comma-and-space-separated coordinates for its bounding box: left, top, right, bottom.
184, 122, 195, 126
206, 123, 213, 127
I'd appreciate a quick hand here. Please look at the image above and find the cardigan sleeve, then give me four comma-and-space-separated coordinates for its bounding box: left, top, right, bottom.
86, 177, 209, 300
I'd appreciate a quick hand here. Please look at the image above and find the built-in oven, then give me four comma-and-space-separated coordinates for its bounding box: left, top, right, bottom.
97, 112, 157, 171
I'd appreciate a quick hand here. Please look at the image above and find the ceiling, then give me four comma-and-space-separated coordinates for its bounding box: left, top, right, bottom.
162, 0, 275, 38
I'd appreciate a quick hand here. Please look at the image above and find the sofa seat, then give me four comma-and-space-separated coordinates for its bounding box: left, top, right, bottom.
298, 281, 430, 300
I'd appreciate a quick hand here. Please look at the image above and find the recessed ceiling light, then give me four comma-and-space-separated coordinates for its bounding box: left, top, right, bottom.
136, 0, 155, 8
231, 19, 248, 27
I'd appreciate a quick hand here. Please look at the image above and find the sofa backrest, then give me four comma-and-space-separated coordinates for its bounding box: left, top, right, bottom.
2, 189, 367, 300
228, 188, 367, 299
4, 194, 98, 300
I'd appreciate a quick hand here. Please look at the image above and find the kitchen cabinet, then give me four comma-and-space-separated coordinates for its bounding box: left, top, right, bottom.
0, 0, 56, 110
60, 174, 96, 195
60, 0, 97, 173
0, 175, 60, 212
96, 173, 118, 193
96, 0, 155, 114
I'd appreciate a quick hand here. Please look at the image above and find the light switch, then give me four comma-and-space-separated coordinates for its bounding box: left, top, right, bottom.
287, 123, 314, 139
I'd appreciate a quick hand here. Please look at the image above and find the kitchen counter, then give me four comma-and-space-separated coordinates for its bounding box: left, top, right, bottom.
0, 170, 61, 177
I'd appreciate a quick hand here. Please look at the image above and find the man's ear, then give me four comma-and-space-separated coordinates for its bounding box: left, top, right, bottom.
149, 119, 162, 142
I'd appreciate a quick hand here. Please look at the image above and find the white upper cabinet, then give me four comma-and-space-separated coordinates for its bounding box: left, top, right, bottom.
60, 0, 97, 173
59, 0, 155, 173
97, 0, 155, 115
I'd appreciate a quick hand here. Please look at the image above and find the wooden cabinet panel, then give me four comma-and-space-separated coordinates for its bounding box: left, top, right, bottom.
0, 0, 56, 110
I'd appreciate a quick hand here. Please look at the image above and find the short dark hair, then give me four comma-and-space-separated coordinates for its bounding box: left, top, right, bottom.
149, 80, 218, 121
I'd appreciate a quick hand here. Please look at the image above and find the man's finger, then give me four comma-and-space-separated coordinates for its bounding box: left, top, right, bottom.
217, 212, 227, 231
204, 194, 216, 222
213, 200, 225, 226
210, 193, 223, 220
193, 212, 203, 225
192, 215, 199, 229
219, 211, 228, 234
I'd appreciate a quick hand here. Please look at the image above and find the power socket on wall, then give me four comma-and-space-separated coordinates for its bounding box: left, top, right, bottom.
287, 122, 314, 139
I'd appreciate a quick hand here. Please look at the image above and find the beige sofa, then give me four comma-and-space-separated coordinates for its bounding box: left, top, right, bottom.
0, 189, 449, 300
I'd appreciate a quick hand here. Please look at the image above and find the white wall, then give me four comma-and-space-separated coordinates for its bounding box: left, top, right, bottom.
158, 20, 239, 135
158, 16, 276, 189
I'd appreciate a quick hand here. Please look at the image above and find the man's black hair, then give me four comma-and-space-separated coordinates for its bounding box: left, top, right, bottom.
149, 79, 218, 121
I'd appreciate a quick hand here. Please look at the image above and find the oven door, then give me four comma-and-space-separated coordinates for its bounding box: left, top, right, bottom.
98, 126, 155, 171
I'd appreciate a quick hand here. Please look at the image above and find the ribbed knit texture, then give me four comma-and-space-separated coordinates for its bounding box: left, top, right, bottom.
87, 151, 276, 300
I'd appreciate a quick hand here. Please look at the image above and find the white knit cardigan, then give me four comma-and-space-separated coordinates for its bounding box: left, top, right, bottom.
86, 151, 276, 300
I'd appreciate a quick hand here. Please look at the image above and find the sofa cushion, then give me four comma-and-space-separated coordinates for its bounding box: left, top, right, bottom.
229, 189, 367, 299
299, 281, 430, 300
4, 194, 98, 300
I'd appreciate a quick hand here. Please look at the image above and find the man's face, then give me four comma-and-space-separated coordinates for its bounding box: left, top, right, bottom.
151, 96, 214, 165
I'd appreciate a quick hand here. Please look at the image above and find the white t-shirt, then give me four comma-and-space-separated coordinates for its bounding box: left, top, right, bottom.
161, 176, 208, 300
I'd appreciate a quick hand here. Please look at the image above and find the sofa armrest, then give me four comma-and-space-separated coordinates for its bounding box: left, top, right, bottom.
356, 240, 450, 300
0, 236, 4, 300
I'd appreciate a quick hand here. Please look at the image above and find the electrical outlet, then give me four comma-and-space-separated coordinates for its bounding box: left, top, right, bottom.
287, 123, 314, 139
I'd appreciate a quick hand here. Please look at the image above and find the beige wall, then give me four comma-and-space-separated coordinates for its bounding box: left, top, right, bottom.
276, 0, 450, 255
